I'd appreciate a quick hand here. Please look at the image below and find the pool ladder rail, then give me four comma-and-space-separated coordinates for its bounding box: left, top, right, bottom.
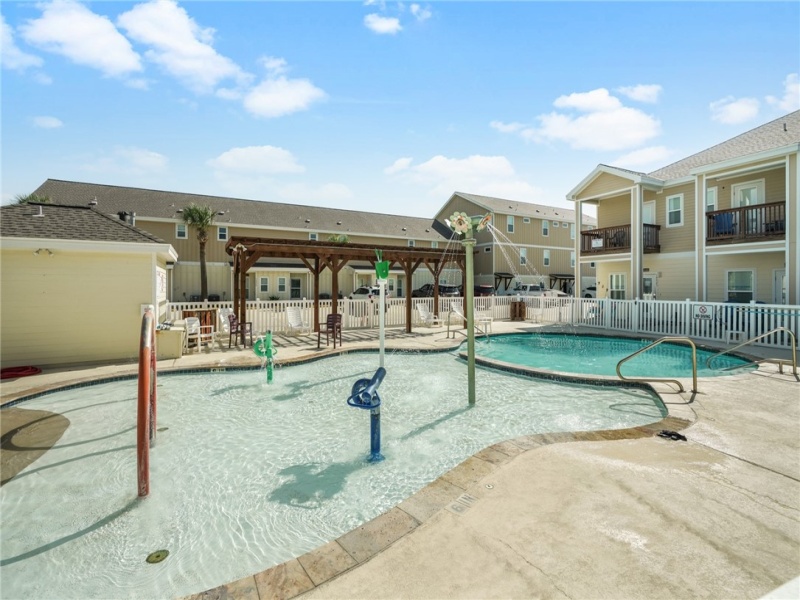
705, 327, 798, 381
446, 309, 490, 340
616, 336, 698, 394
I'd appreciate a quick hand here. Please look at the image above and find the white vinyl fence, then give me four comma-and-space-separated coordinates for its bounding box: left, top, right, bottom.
166, 297, 799, 350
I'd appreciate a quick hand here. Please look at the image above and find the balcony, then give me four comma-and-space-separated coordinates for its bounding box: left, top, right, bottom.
581, 224, 661, 255
707, 202, 786, 245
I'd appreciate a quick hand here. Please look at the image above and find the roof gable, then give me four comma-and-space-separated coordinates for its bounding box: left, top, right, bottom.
446, 192, 596, 225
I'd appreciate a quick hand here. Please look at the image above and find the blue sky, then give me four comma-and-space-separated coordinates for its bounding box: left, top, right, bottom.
2, 1, 798, 217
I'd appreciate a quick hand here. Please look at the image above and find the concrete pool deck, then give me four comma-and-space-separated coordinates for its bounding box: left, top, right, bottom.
1, 321, 798, 600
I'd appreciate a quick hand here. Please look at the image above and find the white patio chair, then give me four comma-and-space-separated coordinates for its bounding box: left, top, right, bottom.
416, 304, 442, 327
286, 306, 311, 336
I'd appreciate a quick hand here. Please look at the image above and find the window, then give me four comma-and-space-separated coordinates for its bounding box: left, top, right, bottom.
570, 223, 575, 240
278, 277, 287, 293
176, 223, 187, 239
217, 226, 228, 241
727, 270, 754, 303
570, 251, 575, 268
519, 248, 527, 266
561, 222, 568, 228
553, 221, 560, 228
523, 217, 531, 224
290, 277, 301, 299
408, 240, 415, 247
543, 249, 550, 267
431, 241, 438, 249
590, 261, 596, 269
507, 215, 514, 234
706, 187, 718, 213
609, 273, 626, 299
308, 232, 318, 241
259, 277, 269, 293
542, 220, 549, 236
666, 194, 684, 227
484, 247, 491, 253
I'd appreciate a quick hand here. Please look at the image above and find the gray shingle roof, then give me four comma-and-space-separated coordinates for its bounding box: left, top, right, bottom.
648, 110, 800, 181
0, 202, 166, 244
33, 179, 449, 241
453, 192, 597, 225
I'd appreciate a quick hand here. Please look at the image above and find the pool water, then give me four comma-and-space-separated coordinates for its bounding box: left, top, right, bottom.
0, 351, 665, 599
471, 333, 752, 377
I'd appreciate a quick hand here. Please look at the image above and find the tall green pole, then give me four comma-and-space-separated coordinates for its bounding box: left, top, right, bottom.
464, 236, 476, 405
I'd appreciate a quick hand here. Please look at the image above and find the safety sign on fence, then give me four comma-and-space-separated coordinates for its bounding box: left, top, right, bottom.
693, 304, 714, 320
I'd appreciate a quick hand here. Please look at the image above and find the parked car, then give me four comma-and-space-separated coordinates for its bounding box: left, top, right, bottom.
473, 284, 495, 296
581, 286, 596, 298
411, 283, 460, 297
349, 286, 391, 300
508, 282, 547, 297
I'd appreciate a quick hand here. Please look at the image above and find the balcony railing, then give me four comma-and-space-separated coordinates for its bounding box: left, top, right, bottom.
707, 202, 786, 245
581, 224, 661, 255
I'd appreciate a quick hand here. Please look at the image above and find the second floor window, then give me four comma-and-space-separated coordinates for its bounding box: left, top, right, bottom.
431, 241, 438, 249
667, 194, 684, 227
543, 249, 550, 267
519, 248, 527, 265
706, 187, 718, 212
408, 240, 415, 247
507, 215, 514, 234
308, 232, 318, 241
542, 220, 549, 236
217, 226, 228, 241
570, 223, 575, 240
176, 223, 187, 239
570, 251, 575, 268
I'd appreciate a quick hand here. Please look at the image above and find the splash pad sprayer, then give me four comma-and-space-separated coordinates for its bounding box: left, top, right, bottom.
446, 212, 491, 406
347, 367, 387, 462
375, 249, 390, 368
253, 330, 278, 383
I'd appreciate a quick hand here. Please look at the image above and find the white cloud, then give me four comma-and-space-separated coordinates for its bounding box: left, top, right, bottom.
1, 15, 43, 70
207, 146, 305, 174
613, 146, 673, 170
490, 120, 525, 134
117, 0, 249, 94
710, 96, 760, 124
20, 0, 141, 78
384, 157, 413, 174
33, 116, 63, 129
766, 73, 800, 112
384, 154, 542, 200
554, 88, 622, 112
410, 4, 432, 22
259, 56, 289, 76
529, 107, 661, 151
82, 146, 168, 174
617, 84, 662, 104
210, 174, 353, 205
243, 76, 327, 118
364, 14, 402, 34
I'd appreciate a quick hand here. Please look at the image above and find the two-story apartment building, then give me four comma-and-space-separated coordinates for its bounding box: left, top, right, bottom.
568, 110, 799, 305
435, 192, 597, 294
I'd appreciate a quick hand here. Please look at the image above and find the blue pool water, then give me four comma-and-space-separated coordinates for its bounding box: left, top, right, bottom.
472, 333, 752, 377
0, 351, 666, 599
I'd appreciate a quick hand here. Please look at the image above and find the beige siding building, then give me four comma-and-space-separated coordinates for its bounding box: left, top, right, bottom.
435, 192, 597, 294
0, 203, 177, 368
568, 111, 799, 305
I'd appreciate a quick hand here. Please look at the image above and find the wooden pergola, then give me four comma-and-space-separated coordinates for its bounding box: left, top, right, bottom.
225, 237, 466, 341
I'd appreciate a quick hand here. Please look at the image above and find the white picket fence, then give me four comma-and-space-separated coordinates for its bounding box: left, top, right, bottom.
166, 296, 799, 350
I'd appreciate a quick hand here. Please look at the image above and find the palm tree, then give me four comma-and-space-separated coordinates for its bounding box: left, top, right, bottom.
327, 233, 349, 243
181, 203, 216, 300
15, 193, 51, 204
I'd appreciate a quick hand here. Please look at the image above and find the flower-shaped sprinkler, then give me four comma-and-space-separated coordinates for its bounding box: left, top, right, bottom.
446, 212, 491, 405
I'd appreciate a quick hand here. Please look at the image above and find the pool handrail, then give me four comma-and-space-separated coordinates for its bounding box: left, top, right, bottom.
705, 327, 797, 379
616, 336, 697, 394
137, 307, 158, 498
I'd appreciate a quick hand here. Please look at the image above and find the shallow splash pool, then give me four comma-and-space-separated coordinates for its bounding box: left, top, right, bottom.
1, 351, 666, 599
471, 333, 752, 377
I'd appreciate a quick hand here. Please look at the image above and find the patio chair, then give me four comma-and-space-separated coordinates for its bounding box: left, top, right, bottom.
184, 317, 212, 354
318, 313, 342, 349
227, 312, 253, 348
714, 212, 736, 236
286, 306, 311, 336
416, 304, 442, 327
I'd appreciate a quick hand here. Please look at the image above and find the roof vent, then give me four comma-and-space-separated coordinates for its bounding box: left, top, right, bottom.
305, 219, 311, 223
88, 197, 98, 206
336, 221, 342, 225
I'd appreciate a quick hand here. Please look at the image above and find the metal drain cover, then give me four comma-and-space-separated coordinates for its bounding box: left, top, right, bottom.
146, 549, 169, 564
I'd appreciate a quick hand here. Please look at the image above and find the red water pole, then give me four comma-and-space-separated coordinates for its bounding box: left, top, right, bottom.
137, 308, 156, 498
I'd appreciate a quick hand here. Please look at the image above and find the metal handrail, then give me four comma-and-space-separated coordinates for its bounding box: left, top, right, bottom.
706, 327, 797, 378
446, 308, 489, 339
616, 336, 698, 393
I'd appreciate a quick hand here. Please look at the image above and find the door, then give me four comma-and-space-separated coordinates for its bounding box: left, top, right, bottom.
733, 181, 764, 234
642, 201, 656, 224
773, 269, 786, 304
642, 273, 657, 300
290, 277, 301, 299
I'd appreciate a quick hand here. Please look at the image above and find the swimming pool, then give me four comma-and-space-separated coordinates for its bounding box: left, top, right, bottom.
472, 333, 752, 377
0, 351, 666, 599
